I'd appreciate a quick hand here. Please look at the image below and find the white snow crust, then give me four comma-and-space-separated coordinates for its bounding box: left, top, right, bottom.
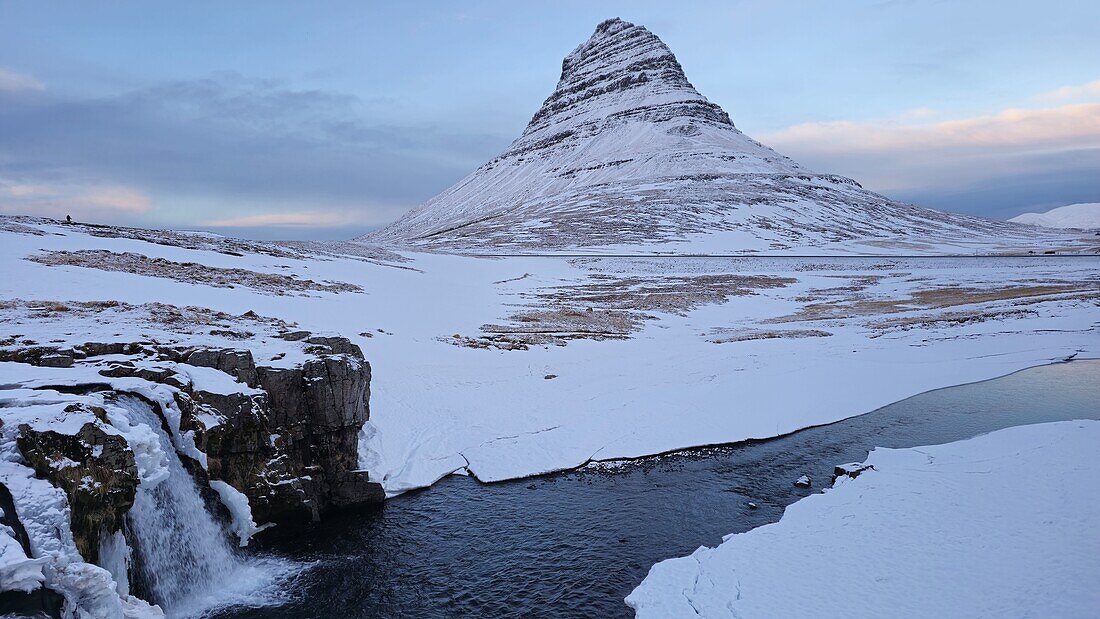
626, 420, 1100, 618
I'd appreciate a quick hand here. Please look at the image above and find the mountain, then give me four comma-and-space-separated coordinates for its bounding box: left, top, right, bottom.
1010, 203, 1100, 230
362, 18, 1055, 254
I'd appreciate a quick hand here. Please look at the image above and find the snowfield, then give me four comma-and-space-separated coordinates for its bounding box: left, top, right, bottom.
2, 217, 1097, 498
626, 420, 1100, 618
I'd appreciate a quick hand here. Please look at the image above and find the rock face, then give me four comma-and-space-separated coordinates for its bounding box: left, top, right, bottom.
101, 338, 383, 527
362, 18, 1026, 252
185, 345, 380, 523
15, 416, 139, 564
3, 333, 381, 549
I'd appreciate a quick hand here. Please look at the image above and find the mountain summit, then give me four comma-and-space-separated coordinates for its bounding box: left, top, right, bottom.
364, 18, 1032, 253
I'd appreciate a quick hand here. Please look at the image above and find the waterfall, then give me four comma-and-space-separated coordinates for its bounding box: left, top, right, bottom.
113, 396, 291, 617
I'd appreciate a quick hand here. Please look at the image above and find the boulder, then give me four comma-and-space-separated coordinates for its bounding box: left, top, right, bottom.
15, 418, 138, 564
832, 463, 875, 482
184, 348, 258, 387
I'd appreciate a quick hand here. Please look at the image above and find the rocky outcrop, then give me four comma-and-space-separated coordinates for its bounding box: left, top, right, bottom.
14, 412, 139, 564
89, 334, 381, 529
179, 343, 381, 525
832, 462, 875, 482
3, 331, 381, 543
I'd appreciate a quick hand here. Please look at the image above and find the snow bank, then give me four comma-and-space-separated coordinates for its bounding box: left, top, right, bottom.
1, 511, 47, 593
626, 420, 1100, 618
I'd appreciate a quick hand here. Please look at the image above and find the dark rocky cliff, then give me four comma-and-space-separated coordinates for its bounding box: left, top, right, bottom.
1, 331, 382, 560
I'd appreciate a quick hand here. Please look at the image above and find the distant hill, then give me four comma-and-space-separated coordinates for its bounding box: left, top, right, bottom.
1010, 203, 1100, 230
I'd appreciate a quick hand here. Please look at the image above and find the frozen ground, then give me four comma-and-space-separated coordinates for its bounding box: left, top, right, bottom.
626, 420, 1100, 618
2, 216, 1097, 498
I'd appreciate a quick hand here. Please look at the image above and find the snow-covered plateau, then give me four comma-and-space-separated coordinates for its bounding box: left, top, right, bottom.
626, 420, 1100, 618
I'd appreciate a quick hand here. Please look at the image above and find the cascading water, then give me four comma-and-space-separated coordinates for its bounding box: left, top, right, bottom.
113, 396, 292, 617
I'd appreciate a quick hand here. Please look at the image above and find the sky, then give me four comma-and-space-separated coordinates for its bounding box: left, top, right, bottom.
1, 1, 1098, 240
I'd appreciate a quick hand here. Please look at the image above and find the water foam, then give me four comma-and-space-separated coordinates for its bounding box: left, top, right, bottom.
115, 396, 297, 617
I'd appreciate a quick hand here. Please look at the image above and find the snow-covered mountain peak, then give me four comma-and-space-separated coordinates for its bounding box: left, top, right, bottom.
522, 17, 731, 142
362, 19, 1063, 254
485, 16, 795, 178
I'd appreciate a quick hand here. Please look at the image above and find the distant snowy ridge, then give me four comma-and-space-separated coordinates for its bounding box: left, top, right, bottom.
361, 18, 1066, 254
1010, 203, 1100, 229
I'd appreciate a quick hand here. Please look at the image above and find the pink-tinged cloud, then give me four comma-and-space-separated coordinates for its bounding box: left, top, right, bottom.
0, 182, 153, 217
201, 211, 359, 227
0, 67, 45, 93
80, 186, 152, 213
1037, 79, 1100, 102
762, 103, 1100, 157
757, 95, 1100, 194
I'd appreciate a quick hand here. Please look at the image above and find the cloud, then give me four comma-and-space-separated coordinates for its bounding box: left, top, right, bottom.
0, 72, 508, 230
1036, 79, 1100, 102
0, 181, 153, 217
764, 103, 1100, 157
201, 210, 359, 227
0, 68, 44, 93
759, 92, 1100, 219
81, 186, 152, 212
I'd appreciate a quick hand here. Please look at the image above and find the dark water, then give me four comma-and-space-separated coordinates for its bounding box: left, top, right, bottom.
217, 361, 1099, 618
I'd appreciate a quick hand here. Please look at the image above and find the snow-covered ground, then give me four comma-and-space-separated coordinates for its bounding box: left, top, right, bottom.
1010, 203, 1100, 230
626, 420, 1100, 618
3, 217, 1097, 498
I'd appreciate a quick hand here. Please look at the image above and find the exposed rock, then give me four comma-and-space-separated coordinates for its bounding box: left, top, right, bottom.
4, 330, 380, 545
249, 349, 373, 516
184, 348, 259, 386
304, 336, 365, 358
93, 336, 378, 528
15, 417, 138, 564
832, 462, 875, 482
38, 353, 74, 368
0, 346, 75, 367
